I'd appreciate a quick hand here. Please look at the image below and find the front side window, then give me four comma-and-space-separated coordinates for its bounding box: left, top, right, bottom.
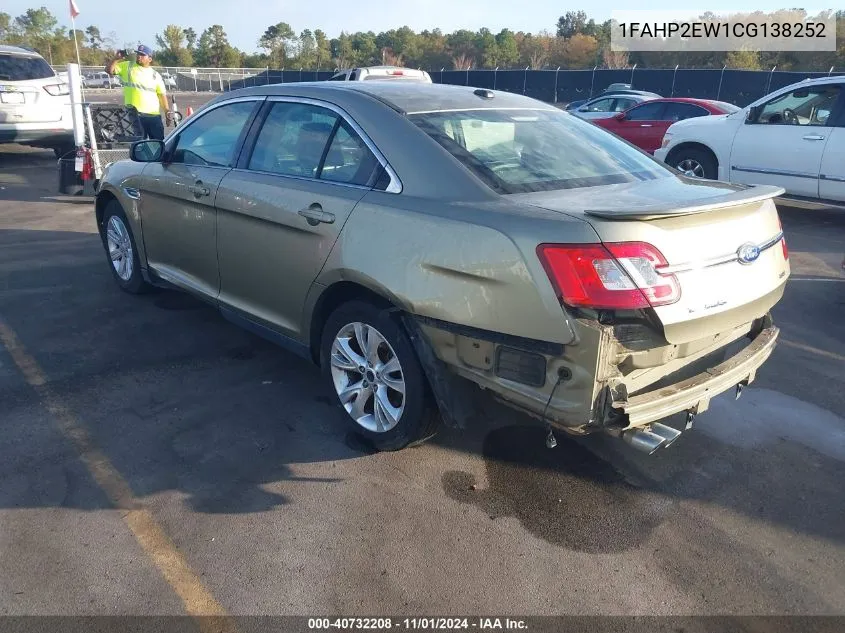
171, 101, 257, 167
582, 97, 614, 112
411, 108, 671, 194
756, 85, 841, 126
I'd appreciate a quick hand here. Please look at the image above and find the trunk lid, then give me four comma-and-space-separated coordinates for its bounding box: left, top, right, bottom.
515, 176, 790, 344
0, 77, 68, 124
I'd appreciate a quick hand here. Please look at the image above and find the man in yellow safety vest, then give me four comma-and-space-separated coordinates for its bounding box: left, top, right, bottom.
106, 45, 171, 140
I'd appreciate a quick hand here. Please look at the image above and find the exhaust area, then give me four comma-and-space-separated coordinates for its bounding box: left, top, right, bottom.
619, 423, 683, 454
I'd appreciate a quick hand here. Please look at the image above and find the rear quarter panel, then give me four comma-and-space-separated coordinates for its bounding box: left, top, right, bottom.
310, 192, 603, 346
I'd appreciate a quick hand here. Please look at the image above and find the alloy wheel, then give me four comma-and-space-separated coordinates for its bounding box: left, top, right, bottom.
106, 215, 134, 281
329, 322, 406, 433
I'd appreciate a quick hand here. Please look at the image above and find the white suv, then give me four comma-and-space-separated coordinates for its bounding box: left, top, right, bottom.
0, 45, 74, 157
328, 65, 432, 83
654, 76, 845, 206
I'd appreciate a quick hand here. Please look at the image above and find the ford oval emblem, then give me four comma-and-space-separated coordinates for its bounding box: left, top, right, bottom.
737, 243, 761, 264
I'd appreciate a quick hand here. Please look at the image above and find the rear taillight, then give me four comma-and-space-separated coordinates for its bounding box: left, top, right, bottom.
43, 83, 69, 96
777, 216, 789, 260
537, 242, 681, 310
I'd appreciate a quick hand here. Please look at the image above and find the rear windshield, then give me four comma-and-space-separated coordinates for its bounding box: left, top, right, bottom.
0, 53, 55, 81
409, 108, 671, 194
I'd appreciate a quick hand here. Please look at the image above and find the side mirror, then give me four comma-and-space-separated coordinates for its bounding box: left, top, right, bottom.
614, 112, 627, 121
745, 105, 761, 124
130, 139, 165, 163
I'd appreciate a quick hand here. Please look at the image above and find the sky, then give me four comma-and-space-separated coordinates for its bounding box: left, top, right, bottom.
3, 1, 822, 53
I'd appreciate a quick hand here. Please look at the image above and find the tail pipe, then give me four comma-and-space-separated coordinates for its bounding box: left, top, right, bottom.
620, 422, 683, 454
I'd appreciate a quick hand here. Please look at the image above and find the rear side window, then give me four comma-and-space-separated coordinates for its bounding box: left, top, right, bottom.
411, 108, 670, 194
0, 53, 55, 81
664, 102, 710, 121
625, 102, 666, 120
248, 101, 379, 185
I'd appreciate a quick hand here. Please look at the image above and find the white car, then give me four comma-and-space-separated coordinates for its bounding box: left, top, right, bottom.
160, 72, 177, 89
84, 71, 120, 89
655, 76, 845, 206
328, 65, 432, 83
0, 45, 74, 157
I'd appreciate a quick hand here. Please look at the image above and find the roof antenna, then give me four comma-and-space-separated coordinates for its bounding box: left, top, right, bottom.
473, 88, 494, 99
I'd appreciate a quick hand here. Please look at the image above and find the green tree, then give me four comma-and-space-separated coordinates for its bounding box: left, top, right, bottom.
156, 24, 193, 66
298, 29, 317, 69
352, 31, 379, 65
725, 49, 762, 70
331, 32, 356, 69
85, 25, 102, 49
556, 11, 587, 38
197, 25, 233, 67
495, 29, 519, 67
476, 28, 499, 67
1, 12, 15, 41
314, 29, 331, 69
259, 22, 295, 68
446, 29, 478, 67
183, 27, 197, 51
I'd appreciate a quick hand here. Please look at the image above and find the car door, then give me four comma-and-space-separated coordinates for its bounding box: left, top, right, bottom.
138, 97, 263, 299
612, 101, 667, 151
818, 89, 845, 203
214, 98, 385, 340
729, 83, 842, 198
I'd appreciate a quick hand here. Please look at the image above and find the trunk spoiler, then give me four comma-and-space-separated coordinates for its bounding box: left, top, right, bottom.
584, 184, 786, 220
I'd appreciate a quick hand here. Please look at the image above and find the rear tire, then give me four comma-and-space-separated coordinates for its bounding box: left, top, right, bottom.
320, 300, 439, 451
669, 146, 718, 180
100, 200, 152, 294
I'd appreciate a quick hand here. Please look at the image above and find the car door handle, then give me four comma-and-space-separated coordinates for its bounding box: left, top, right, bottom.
639, 124, 653, 127
298, 204, 335, 225
802, 134, 825, 141
190, 181, 211, 198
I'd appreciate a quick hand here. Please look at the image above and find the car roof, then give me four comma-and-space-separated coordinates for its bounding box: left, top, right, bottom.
224, 81, 557, 115
0, 44, 43, 57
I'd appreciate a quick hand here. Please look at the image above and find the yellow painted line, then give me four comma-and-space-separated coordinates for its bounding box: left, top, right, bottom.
780, 338, 845, 364
0, 317, 238, 633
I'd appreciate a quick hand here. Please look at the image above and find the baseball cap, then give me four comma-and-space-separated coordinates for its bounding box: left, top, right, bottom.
136, 45, 153, 57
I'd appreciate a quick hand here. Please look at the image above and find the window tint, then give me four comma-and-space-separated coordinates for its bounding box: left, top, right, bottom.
411, 108, 670, 194
583, 98, 614, 112
664, 102, 710, 121
625, 102, 666, 120
757, 85, 841, 126
0, 53, 55, 81
613, 98, 637, 112
171, 101, 256, 167
249, 102, 337, 177
320, 121, 379, 186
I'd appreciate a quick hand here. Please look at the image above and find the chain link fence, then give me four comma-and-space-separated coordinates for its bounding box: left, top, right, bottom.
54, 64, 843, 108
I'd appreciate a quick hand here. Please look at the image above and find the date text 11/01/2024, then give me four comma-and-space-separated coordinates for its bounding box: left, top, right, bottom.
308, 618, 529, 630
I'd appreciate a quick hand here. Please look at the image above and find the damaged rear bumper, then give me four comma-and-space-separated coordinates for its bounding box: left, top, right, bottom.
611, 324, 779, 429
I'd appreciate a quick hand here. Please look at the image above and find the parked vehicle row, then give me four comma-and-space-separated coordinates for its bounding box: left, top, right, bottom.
95, 81, 789, 456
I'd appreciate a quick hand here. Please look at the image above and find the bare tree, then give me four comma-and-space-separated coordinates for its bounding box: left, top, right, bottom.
452, 53, 474, 70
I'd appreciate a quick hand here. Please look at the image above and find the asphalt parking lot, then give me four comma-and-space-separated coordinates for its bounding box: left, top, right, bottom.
0, 144, 844, 620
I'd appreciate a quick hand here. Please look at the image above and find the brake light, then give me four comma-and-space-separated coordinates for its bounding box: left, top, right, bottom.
43, 83, 69, 96
777, 216, 789, 260
537, 242, 681, 310
389, 70, 405, 75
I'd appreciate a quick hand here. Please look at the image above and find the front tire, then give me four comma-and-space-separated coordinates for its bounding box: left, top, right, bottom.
670, 147, 718, 180
101, 200, 151, 294
320, 301, 439, 451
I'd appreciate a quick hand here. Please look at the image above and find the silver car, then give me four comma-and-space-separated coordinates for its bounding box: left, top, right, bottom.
571, 93, 659, 120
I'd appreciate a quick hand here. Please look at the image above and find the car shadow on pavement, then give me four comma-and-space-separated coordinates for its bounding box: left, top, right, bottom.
0, 227, 843, 552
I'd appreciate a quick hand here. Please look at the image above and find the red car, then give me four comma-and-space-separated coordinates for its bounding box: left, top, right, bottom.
593, 98, 740, 154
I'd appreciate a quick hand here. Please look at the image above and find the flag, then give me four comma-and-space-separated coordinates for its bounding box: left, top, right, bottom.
70, 0, 80, 18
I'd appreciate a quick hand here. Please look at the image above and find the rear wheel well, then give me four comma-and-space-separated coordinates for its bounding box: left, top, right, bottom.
309, 282, 393, 365
666, 142, 718, 170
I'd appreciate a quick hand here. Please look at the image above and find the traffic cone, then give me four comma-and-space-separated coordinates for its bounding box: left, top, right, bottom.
185, 106, 194, 117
